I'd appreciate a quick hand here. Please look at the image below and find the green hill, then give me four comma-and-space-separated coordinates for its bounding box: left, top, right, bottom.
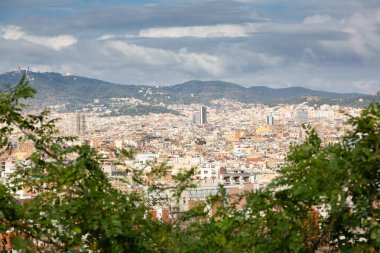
1, 71, 378, 113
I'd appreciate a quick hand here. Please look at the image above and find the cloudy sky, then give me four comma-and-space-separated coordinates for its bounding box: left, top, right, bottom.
1, 0, 380, 93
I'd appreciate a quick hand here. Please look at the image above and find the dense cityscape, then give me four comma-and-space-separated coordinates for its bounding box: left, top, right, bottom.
1, 97, 361, 218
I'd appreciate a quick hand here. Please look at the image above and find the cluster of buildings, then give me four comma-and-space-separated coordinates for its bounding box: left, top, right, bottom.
1, 99, 361, 218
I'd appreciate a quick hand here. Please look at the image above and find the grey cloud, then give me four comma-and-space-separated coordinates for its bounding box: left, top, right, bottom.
5, 1, 264, 36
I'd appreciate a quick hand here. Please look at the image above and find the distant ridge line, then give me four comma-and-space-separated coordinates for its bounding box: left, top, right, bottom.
1, 70, 378, 111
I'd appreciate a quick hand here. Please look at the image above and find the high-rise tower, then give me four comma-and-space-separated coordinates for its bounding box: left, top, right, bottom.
266, 114, 274, 126
75, 112, 86, 135
192, 106, 207, 125
200, 106, 207, 125
81, 113, 86, 134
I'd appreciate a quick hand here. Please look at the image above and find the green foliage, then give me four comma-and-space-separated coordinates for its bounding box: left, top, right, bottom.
0, 76, 166, 252
238, 104, 380, 252
1, 76, 380, 252
0, 183, 21, 233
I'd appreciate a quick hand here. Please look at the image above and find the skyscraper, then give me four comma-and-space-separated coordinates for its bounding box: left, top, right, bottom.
81, 113, 86, 134
200, 106, 207, 125
192, 106, 207, 125
266, 114, 274, 126
75, 112, 86, 135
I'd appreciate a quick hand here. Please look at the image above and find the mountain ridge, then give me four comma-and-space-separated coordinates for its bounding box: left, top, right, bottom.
0, 70, 378, 114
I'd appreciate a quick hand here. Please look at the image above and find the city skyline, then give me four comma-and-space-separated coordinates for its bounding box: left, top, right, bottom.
1, 0, 380, 94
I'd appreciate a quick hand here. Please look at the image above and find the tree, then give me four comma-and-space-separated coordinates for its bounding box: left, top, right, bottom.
152, 108, 380, 252
1, 76, 380, 252
261, 105, 380, 251
166, 106, 380, 252
0, 76, 173, 252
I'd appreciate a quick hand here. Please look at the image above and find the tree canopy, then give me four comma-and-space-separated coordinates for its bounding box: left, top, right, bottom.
1, 76, 380, 252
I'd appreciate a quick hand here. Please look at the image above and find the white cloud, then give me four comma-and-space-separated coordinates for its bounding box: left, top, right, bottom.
253, 53, 283, 67
318, 13, 380, 61
0, 25, 77, 51
96, 34, 116, 41
138, 23, 256, 38
303, 14, 332, 24
247, 12, 380, 62
107, 41, 224, 76
96, 33, 136, 41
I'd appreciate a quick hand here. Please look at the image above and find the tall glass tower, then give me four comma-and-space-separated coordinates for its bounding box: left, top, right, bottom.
75, 112, 86, 135
200, 106, 207, 125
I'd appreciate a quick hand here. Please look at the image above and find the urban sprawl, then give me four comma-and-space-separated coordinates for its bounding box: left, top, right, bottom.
1, 99, 361, 219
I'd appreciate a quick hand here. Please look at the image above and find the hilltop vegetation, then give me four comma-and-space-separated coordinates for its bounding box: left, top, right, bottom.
1, 71, 378, 114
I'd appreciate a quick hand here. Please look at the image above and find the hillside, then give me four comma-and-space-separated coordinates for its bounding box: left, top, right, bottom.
0, 70, 378, 114
162, 80, 368, 105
